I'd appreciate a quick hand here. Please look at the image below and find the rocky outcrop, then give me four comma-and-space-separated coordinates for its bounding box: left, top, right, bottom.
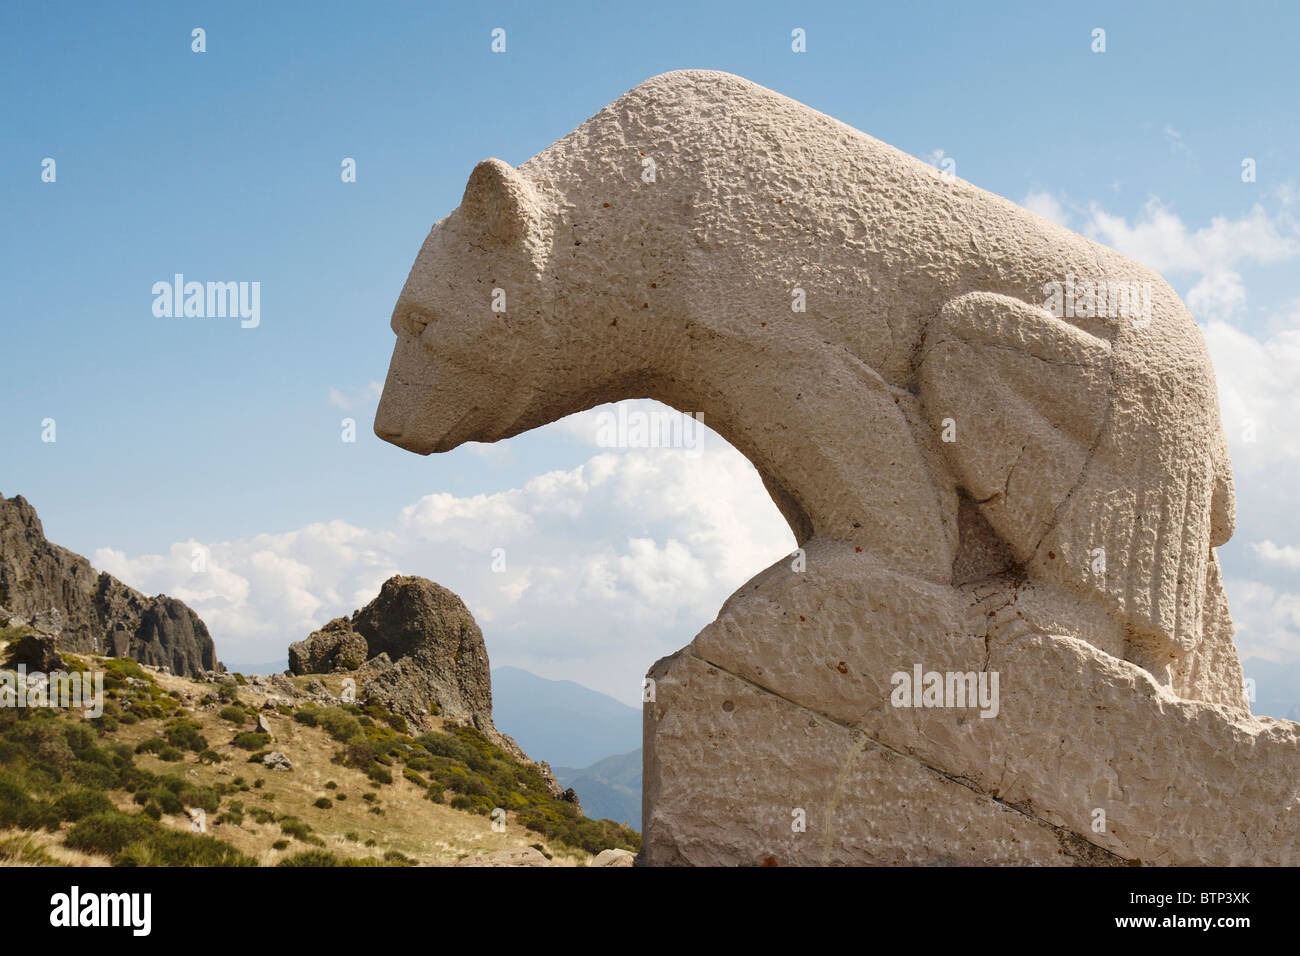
589, 848, 636, 867
288, 617, 367, 674
353, 576, 494, 727
0, 494, 221, 678
2, 628, 63, 672
291, 576, 493, 729
453, 846, 552, 867
289, 575, 542, 776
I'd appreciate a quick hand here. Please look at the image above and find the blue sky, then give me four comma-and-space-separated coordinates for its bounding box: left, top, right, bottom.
2, 1, 1298, 714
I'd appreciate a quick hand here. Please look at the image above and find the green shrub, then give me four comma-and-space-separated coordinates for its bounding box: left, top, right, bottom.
279, 816, 323, 846
217, 706, 247, 726
71, 761, 119, 789
312, 797, 332, 810
64, 810, 158, 855
101, 658, 150, 690
416, 732, 468, 761
317, 709, 362, 743
175, 782, 220, 814
164, 718, 208, 752
105, 824, 252, 867
217, 807, 244, 826
361, 702, 407, 733
272, 839, 289, 850
53, 789, 115, 822
335, 740, 380, 772
134, 737, 184, 761
0, 776, 59, 831
150, 788, 183, 815
275, 851, 389, 866
402, 768, 427, 787
231, 731, 271, 751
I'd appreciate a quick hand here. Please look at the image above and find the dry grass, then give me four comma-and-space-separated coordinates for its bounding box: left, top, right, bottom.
0, 659, 594, 867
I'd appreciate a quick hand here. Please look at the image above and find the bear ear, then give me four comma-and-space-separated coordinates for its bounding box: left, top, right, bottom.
459, 158, 538, 243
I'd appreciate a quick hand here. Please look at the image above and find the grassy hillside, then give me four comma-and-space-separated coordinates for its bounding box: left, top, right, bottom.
0, 638, 639, 867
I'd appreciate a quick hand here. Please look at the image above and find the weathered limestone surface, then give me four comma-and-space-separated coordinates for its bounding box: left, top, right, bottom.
374, 70, 1299, 865
648, 543, 1297, 865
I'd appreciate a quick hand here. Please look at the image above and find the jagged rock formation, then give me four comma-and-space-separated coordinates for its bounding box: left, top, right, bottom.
288, 575, 541, 775
372, 70, 1298, 865
1, 618, 63, 671
0, 494, 221, 677
288, 617, 368, 674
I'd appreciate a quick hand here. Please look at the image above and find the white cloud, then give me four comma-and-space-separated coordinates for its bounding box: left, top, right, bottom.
1186, 270, 1247, 322
1163, 124, 1189, 156
96, 418, 795, 704
1223, 577, 1300, 664
1022, 190, 1071, 227
1251, 540, 1300, 570
1082, 199, 1298, 323
1263, 296, 1300, 336
1203, 321, 1300, 477
327, 382, 383, 410
1084, 199, 1297, 274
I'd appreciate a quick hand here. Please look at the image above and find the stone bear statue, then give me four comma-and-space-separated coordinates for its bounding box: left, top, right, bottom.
376, 70, 1297, 865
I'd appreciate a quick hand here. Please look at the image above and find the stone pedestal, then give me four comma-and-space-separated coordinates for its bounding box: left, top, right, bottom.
641, 550, 1300, 866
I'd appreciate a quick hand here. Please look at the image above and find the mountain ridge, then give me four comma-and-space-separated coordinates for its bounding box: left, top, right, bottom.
0, 494, 220, 678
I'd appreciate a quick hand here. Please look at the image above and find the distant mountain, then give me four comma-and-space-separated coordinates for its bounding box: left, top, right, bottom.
555, 750, 642, 829
490, 666, 641, 769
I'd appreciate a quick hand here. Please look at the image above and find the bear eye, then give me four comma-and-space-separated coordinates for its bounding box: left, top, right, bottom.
401, 307, 434, 337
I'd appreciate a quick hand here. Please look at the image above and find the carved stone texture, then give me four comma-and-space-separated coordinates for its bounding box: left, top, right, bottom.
374, 70, 1297, 865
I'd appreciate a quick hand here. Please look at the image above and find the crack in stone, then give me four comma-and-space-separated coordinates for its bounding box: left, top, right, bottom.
688, 644, 1136, 866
